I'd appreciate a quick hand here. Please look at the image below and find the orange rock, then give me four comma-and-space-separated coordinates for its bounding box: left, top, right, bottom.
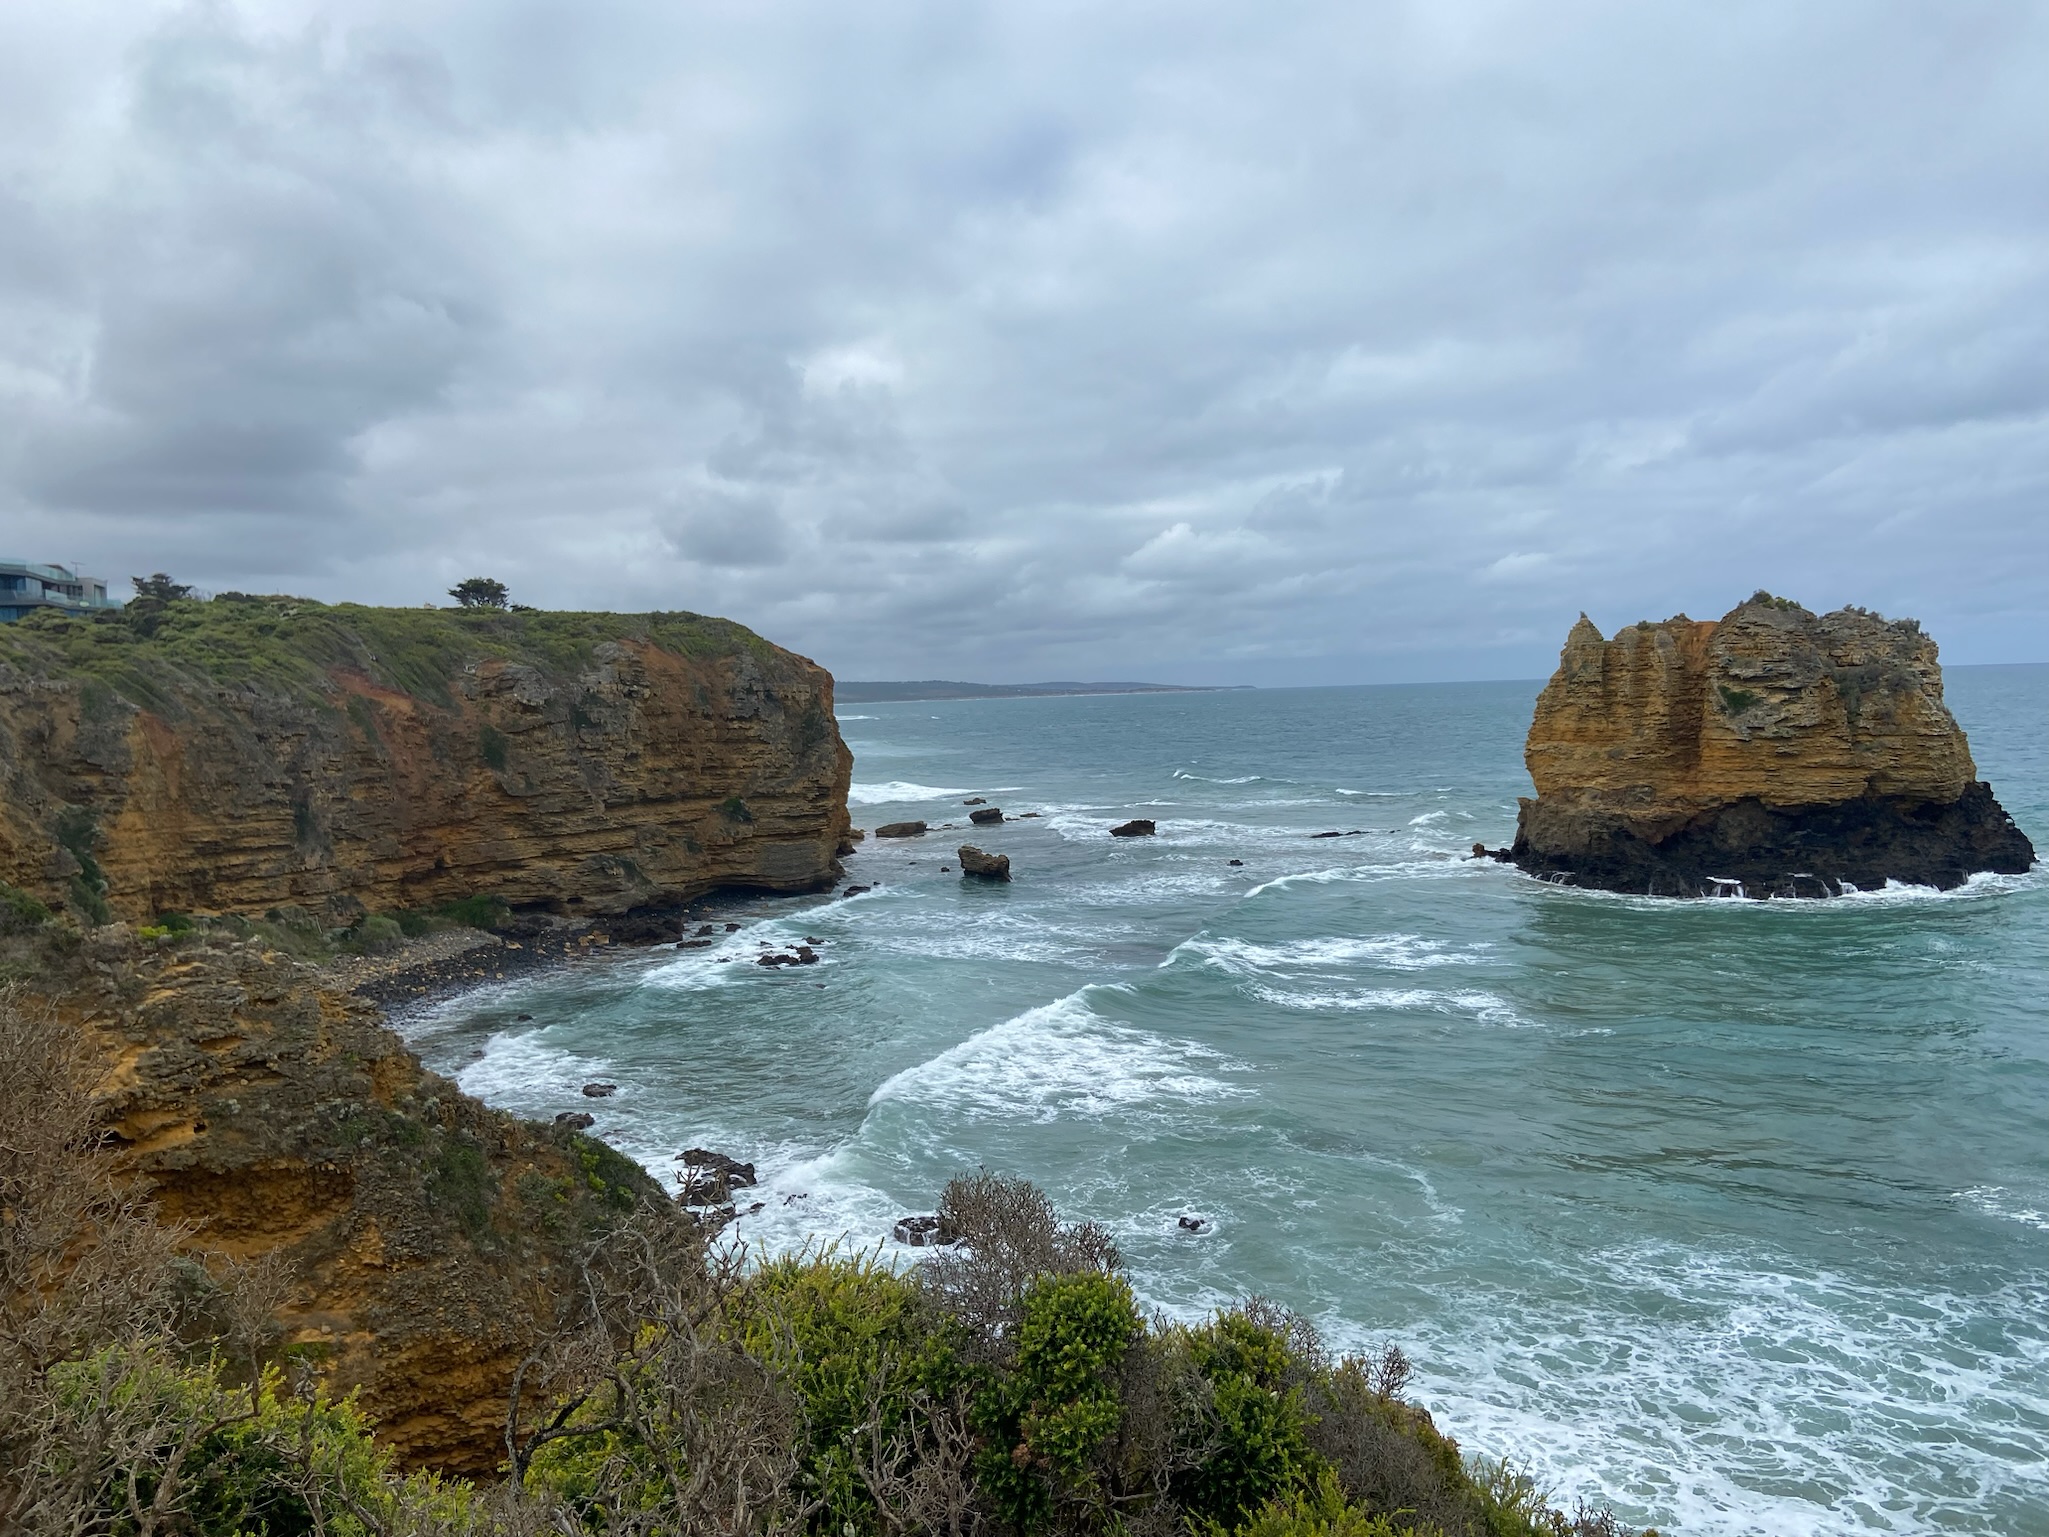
1512, 594, 2034, 895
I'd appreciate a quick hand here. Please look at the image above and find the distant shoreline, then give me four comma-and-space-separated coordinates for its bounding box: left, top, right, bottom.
836, 679, 1253, 703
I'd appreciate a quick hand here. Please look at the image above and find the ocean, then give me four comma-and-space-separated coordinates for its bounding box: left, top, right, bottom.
397, 664, 2049, 1535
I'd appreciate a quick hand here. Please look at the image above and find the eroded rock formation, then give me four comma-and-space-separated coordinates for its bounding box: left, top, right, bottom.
1511, 594, 2035, 896
0, 599, 853, 925
36, 926, 656, 1474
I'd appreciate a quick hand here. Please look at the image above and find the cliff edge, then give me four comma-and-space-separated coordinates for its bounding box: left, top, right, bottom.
17, 923, 661, 1474
0, 596, 853, 928
1510, 594, 2035, 896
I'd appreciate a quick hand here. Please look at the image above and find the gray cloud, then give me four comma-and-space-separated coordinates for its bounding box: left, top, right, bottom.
2, 0, 2042, 681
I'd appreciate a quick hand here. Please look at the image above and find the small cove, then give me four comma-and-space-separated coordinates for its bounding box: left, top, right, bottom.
396, 666, 2049, 1536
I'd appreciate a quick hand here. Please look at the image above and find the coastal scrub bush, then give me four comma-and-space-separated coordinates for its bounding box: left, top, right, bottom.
733, 1248, 970, 1534
440, 894, 511, 931
1169, 1306, 1321, 1528
0, 881, 52, 932
1219, 1468, 1416, 1537
971, 1271, 1140, 1533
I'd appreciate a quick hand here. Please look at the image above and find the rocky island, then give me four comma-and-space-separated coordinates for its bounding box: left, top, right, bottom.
1510, 593, 2036, 897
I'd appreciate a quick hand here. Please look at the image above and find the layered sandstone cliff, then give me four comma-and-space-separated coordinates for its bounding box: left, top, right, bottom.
29, 924, 658, 1474
0, 597, 853, 926
1510, 595, 2035, 896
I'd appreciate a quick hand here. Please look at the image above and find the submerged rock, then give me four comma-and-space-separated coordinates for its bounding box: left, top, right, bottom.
1110, 819, 1156, 837
582, 1081, 618, 1097
958, 844, 1012, 881
1512, 594, 2037, 896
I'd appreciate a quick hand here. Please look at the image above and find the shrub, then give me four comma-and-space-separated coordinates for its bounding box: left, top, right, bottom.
438, 895, 509, 931
732, 1249, 967, 1534
1172, 1307, 1320, 1528
971, 1271, 1140, 1533
349, 915, 405, 956
0, 882, 52, 932
1220, 1468, 1416, 1537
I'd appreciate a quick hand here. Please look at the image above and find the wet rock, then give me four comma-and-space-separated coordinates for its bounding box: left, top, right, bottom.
893, 1214, 961, 1247
963, 797, 987, 805
957, 845, 1012, 881
969, 807, 1004, 825
695, 924, 716, 937
1110, 819, 1156, 837
582, 1082, 618, 1098
875, 821, 928, 838
1228, 859, 1244, 866
554, 1111, 596, 1129
724, 922, 741, 932
1019, 812, 1042, 818
841, 884, 871, 897
1178, 1215, 1208, 1233
674, 1148, 756, 1206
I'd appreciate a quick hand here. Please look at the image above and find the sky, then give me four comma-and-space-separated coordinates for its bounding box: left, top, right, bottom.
1, 1, 2043, 685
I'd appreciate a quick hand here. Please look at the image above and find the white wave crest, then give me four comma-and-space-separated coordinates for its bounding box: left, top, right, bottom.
1958, 1185, 2049, 1232
1245, 983, 1534, 1026
867, 991, 1249, 1124
1173, 933, 1487, 975
848, 780, 971, 806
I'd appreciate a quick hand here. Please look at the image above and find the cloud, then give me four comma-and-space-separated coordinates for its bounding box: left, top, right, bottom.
0, 0, 2042, 680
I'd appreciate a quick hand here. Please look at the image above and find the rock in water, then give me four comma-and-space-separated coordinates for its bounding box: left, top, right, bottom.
1511, 594, 2036, 896
1110, 818, 1156, 837
875, 821, 928, 838
957, 844, 1011, 880
893, 1214, 960, 1246
968, 806, 1004, 824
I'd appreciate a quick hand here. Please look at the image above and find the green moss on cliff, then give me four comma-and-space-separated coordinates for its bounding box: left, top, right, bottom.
0, 596, 778, 713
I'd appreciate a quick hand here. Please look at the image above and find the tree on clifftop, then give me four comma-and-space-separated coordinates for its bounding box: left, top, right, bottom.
448, 576, 509, 609
129, 573, 193, 602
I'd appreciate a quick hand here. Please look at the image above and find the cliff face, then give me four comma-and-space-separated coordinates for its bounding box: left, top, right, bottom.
0, 599, 853, 926
41, 926, 658, 1474
1512, 595, 2035, 896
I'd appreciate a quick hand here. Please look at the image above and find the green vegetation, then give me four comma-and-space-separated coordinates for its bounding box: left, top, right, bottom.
448, 577, 511, 610
0, 592, 775, 715
478, 723, 511, 772
1743, 590, 1808, 613
1715, 685, 1762, 716
0, 881, 53, 932
719, 794, 755, 822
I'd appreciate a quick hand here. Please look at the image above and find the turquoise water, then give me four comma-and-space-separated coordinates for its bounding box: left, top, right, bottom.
402, 666, 2049, 1535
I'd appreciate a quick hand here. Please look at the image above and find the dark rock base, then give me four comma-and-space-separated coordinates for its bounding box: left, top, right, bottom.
1511, 781, 2036, 898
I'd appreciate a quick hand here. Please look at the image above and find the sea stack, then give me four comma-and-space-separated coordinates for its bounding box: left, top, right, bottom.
1510, 593, 2035, 897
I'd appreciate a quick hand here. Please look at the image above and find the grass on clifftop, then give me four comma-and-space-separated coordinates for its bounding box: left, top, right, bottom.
0, 595, 778, 711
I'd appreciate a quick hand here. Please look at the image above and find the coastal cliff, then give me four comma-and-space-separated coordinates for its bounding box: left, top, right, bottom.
1511, 594, 2035, 896
21, 923, 659, 1474
0, 597, 853, 927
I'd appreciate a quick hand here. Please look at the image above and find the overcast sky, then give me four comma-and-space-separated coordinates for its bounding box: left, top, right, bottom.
2, 1, 2043, 683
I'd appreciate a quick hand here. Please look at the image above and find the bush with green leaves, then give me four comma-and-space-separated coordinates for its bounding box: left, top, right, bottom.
970, 1271, 1139, 1533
